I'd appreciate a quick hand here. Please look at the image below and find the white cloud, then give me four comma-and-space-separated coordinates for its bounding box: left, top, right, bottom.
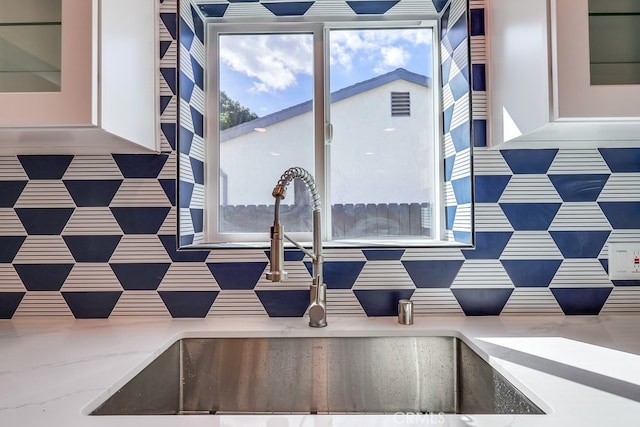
220, 28, 431, 93
374, 46, 410, 73
220, 34, 313, 93
330, 28, 431, 74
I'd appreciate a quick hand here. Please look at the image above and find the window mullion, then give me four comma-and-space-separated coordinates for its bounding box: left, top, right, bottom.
313, 24, 329, 241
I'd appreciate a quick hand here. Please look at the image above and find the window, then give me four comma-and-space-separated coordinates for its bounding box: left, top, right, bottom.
205, 20, 440, 246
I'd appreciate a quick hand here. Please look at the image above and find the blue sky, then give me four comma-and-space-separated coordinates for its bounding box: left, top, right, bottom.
219, 28, 433, 118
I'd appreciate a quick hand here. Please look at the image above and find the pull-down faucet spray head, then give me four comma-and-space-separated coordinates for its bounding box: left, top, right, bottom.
266, 197, 287, 282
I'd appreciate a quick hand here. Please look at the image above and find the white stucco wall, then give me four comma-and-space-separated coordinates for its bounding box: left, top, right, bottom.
219, 78, 434, 206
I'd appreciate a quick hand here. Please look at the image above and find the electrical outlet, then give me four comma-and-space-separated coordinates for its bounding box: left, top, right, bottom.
608, 243, 640, 280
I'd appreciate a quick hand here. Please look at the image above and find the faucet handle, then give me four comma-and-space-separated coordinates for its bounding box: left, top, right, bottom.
308, 281, 327, 328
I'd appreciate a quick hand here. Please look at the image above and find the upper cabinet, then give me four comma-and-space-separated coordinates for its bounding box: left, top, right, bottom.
552, 0, 640, 119
488, 0, 640, 147
0, 0, 159, 154
0, 0, 62, 93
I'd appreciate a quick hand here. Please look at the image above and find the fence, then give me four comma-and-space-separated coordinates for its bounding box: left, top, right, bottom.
221, 203, 431, 238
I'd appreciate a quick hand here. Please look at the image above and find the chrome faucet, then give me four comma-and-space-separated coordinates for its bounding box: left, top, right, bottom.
266, 167, 327, 328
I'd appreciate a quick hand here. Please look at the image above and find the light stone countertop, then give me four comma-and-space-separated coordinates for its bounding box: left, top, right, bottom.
1, 315, 640, 426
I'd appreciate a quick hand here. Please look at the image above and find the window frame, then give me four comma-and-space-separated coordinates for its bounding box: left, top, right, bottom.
205, 17, 442, 247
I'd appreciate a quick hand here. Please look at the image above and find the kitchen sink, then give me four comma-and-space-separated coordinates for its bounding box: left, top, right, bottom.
90, 336, 543, 415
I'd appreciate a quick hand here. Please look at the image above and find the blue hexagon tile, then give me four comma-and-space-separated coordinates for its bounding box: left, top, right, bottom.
62, 291, 122, 318
500, 203, 561, 231
63, 235, 122, 263
548, 174, 609, 202
207, 262, 268, 290
0, 236, 26, 263
599, 148, 640, 173
0, 292, 25, 319
461, 232, 512, 259
501, 149, 558, 174
110, 263, 171, 290
2, 2, 640, 319
256, 289, 311, 317
401, 260, 464, 288
158, 290, 218, 317
549, 231, 611, 259
362, 249, 405, 261
599, 202, 640, 229
112, 154, 168, 178
15, 208, 74, 235
264, 1, 314, 16
159, 234, 209, 262
303, 261, 366, 289
0, 181, 27, 207
17, 155, 73, 179
474, 175, 510, 203
551, 288, 612, 315
14, 264, 74, 291
198, 3, 229, 18
501, 260, 563, 288
110, 207, 171, 234
451, 288, 513, 315
158, 179, 176, 206
353, 289, 415, 316
63, 180, 122, 207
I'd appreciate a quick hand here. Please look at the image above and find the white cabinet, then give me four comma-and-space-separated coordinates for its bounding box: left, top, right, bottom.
488, 0, 640, 147
0, 0, 159, 154
0, 0, 62, 93
552, 0, 640, 120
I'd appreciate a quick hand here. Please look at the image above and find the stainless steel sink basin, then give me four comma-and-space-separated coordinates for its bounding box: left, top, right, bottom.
90, 336, 543, 415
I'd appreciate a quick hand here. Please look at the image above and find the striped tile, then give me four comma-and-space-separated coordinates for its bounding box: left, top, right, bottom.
0, 208, 26, 234
474, 203, 514, 232
14, 181, 75, 207
63, 208, 123, 235
61, 264, 123, 291
13, 236, 74, 263
158, 207, 178, 235
325, 290, 367, 316
547, 149, 610, 174
0, 157, 28, 179
110, 180, 172, 207
411, 289, 465, 315
0, 265, 26, 291
501, 231, 563, 259
549, 203, 612, 230
64, 156, 123, 179
401, 247, 465, 260
353, 261, 414, 289
600, 287, 640, 314
13, 292, 73, 317
110, 291, 170, 316
158, 152, 178, 179
208, 290, 268, 316
549, 259, 612, 288
473, 148, 512, 175
501, 288, 563, 315
110, 235, 172, 263
598, 174, 640, 201
451, 260, 513, 288
499, 175, 562, 202
158, 263, 220, 291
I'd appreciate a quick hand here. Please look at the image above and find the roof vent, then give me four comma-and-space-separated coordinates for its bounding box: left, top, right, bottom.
391, 91, 410, 116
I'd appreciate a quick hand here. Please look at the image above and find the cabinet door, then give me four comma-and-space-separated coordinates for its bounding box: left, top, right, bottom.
0, 0, 93, 126
552, 0, 640, 119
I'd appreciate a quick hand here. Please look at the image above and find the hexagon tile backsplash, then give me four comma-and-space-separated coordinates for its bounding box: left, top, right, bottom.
1, 0, 639, 319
